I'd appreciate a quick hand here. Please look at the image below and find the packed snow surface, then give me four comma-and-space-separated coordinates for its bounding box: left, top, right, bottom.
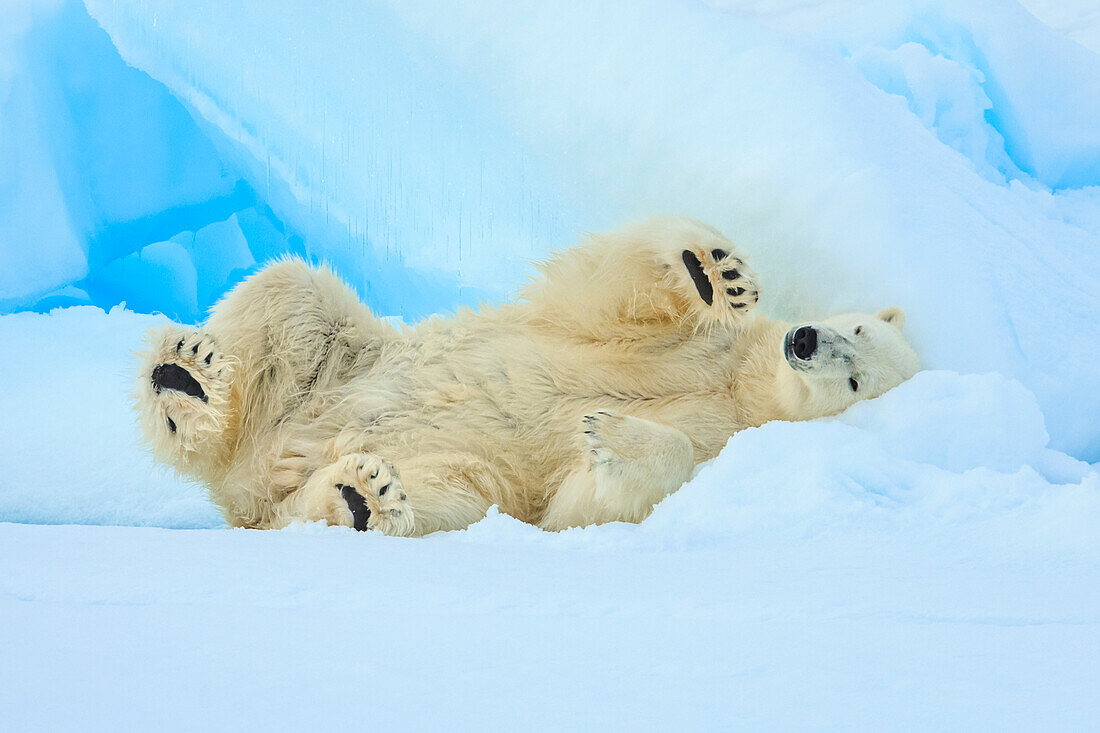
2, 0, 1100, 728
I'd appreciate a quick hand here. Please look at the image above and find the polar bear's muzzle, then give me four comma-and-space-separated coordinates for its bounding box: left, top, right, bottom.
786, 326, 817, 362
785, 326, 824, 371
784, 325, 854, 374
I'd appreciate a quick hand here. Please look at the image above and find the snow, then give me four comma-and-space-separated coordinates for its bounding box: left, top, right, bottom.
1019, 0, 1100, 55
3, 519, 1098, 731
0, 307, 220, 528
2, 0, 1100, 727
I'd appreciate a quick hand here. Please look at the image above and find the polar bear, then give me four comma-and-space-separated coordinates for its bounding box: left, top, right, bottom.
134, 216, 918, 535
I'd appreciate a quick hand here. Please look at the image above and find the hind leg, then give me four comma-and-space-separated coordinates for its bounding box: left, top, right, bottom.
134, 326, 236, 475
136, 258, 393, 522
271, 445, 501, 536
273, 453, 415, 536
540, 411, 695, 531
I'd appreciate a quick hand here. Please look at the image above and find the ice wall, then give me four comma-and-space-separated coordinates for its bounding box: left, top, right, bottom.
0, 0, 479, 321
0, 0, 87, 306
0, 0, 241, 318
78, 0, 585, 307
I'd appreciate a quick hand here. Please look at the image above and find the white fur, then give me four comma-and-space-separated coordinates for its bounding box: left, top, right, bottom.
134, 216, 919, 535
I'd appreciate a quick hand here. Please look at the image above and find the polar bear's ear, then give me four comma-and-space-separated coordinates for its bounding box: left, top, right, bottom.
877, 306, 906, 330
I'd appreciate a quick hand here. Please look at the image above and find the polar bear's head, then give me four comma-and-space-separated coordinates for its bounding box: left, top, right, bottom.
778, 306, 919, 418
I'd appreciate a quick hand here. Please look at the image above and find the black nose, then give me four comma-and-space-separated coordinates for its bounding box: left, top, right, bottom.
792, 326, 817, 360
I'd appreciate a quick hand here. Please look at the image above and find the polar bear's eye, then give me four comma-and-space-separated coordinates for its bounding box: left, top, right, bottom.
849, 377, 859, 392
854, 326, 863, 336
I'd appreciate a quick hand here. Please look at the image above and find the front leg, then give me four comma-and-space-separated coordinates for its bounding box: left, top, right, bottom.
524, 217, 760, 334
273, 453, 415, 536
540, 411, 695, 531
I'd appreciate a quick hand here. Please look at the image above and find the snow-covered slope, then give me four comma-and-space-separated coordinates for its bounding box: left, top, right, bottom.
1, 305, 1097, 729
1019, 0, 1100, 54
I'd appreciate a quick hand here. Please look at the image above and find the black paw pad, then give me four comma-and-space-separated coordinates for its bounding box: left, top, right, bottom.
339, 484, 371, 531
151, 364, 207, 402
681, 250, 713, 306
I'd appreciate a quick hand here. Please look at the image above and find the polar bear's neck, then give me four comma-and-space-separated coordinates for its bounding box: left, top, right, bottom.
732, 316, 813, 426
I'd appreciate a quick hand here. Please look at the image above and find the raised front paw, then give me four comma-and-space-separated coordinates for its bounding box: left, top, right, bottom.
135, 326, 234, 456
679, 245, 760, 322
334, 454, 414, 536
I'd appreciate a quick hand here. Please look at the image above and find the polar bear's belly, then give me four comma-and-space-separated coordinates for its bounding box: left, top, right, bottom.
327, 324, 725, 479
327, 329, 565, 455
